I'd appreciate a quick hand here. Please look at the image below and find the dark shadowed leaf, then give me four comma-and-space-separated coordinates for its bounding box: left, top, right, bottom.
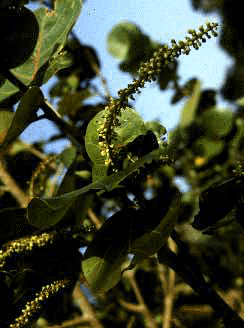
57, 89, 92, 117
27, 148, 166, 228
0, 0, 82, 102
130, 195, 180, 267
107, 21, 157, 74
0, 7, 39, 70
82, 194, 180, 293
199, 108, 234, 138
0, 208, 33, 244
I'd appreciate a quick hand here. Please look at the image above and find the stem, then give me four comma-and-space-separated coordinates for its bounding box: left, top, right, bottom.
122, 269, 158, 328
0, 69, 85, 151
87, 207, 103, 229
39, 99, 84, 150
157, 246, 244, 327
0, 157, 29, 207
162, 238, 177, 328
73, 282, 103, 328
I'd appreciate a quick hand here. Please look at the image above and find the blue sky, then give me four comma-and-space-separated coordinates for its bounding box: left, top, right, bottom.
22, 0, 234, 151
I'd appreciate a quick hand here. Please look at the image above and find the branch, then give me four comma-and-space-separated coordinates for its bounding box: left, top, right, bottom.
73, 282, 103, 328
162, 238, 177, 328
0, 158, 29, 207
121, 269, 158, 328
157, 245, 244, 327
0, 69, 84, 150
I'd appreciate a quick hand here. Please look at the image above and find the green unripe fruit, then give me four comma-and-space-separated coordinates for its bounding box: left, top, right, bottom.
0, 7, 39, 69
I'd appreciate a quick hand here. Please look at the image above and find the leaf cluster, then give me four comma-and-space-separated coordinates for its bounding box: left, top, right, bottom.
1, 1, 244, 328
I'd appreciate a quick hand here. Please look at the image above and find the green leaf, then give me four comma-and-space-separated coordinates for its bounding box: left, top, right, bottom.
85, 106, 147, 181
199, 108, 234, 139
0, 111, 14, 144
107, 21, 154, 74
59, 145, 77, 167
32, 50, 73, 87
236, 96, 244, 106
0, 86, 44, 150
82, 193, 180, 293
145, 120, 167, 146
27, 147, 166, 228
179, 79, 202, 128
107, 22, 142, 61
27, 182, 104, 228
129, 195, 180, 267
82, 208, 140, 293
57, 89, 92, 117
82, 256, 125, 293
193, 138, 224, 159
0, 0, 82, 102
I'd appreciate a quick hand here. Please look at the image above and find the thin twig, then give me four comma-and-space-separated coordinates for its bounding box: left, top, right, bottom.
0, 69, 84, 149
157, 246, 244, 327
48, 316, 92, 328
87, 207, 103, 229
123, 269, 158, 328
162, 237, 177, 328
156, 262, 168, 294
0, 158, 29, 207
73, 282, 103, 328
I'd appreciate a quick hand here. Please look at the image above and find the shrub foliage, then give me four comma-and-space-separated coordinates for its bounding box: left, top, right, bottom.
1, 1, 244, 328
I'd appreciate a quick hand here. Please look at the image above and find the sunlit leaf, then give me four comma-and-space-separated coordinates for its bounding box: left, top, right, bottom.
32, 50, 73, 87
0, 86, 43, 150
85, 106, 147, 181
82, 256, 125, 293
59, 145, 77, 168
193, 138, 224, 159
107, 22, 142, 61
179, 79, 202, 128
0, 111, 14, 143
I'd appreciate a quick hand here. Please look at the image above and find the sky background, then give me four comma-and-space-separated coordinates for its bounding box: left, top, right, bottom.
23, 0, 234, 152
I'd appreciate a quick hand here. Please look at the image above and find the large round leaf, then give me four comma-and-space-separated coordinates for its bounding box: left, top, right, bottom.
0, 0, 82, 102
0, 7, 39, 69
107, 21, 142, 61
85, 106, 147, 180
199, 108, 234, 139
107, 21, 155, 74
